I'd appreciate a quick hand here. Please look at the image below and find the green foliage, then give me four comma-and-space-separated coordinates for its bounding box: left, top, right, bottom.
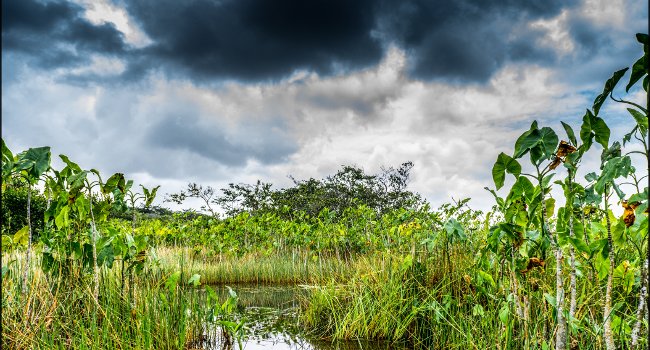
2, 32, 649, 350
1, 181, 47, 238
168, 162, 424, 219
492, 153, 521, 190
580, 109, 611, 149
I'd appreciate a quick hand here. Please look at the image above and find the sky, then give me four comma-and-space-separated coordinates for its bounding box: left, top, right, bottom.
2, 0, 648, 213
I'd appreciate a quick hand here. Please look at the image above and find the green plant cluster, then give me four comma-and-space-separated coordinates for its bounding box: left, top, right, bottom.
1, 33, 647, 350
302, 33, 649, 349
167, 162, 423, 218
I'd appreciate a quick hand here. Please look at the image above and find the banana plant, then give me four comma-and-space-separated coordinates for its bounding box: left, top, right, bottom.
117, 183, 159, 307
554, 120, 594, 332
12, 145, 51, 294
588, 32, 648, 350
492, 121, 569, 349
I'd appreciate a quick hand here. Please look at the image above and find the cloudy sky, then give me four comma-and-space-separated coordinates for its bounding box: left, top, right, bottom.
2, 0, 648, 213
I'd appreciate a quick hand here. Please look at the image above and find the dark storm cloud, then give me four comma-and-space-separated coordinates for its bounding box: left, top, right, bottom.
123, 0, 576, 82
122, 0, 383, 82
147, 114, 297, 166
374, 0, 573, 81
4, 0, 586, 82
2, 0, 127, 69
565, 14, 609, 57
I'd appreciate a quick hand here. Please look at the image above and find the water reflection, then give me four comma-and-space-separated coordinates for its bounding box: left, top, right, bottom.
198, 284, 407, 350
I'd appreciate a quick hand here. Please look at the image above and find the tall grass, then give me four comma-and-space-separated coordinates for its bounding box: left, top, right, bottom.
156, 246, 357, 284
300, 249, 637, 349
2, 252, 205, 350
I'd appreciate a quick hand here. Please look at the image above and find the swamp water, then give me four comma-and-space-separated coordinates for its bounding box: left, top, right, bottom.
194, 284, 408, 350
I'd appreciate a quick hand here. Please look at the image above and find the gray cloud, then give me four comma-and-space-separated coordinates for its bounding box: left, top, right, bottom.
2, 0, 647, 212
4, 0, 588, 83
121, 0, 383, 82
2, 0, 128, 69
123, 0, 577, 82
146, 113, 297, 167
375, 0, 572, 81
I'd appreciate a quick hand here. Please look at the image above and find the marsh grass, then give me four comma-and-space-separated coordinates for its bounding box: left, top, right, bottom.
300, 250, 634, 349
2, 252, 206, 350
156, 246, 357, 284
3, 244, 645, 349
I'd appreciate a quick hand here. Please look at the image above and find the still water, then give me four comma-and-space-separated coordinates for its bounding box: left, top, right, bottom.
195, 284, 408, 350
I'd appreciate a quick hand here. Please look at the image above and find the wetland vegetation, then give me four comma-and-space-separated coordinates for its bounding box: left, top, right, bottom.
1, 33, 648, 350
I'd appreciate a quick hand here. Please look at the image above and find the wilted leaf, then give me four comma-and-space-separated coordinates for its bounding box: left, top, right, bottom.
520, 257, 545, 274
556, 140, 577, 158
621, 201, 639, 227
549, 157, 562, 170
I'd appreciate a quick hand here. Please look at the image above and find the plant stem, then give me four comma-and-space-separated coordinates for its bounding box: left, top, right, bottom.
630, 258, 647, 349
540, 174, 566, 350
22, 182, 32, 295
603, 187, 616, 350
89, 188, 99, 303
568, 173, 577, 323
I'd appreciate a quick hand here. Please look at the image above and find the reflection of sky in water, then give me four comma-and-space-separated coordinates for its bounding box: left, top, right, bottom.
197, 285, 407, 350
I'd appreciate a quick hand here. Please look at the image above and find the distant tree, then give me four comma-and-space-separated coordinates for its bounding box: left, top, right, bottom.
216, 180, 274, 216
165, 183, 219, 217
165, 162, 424, 220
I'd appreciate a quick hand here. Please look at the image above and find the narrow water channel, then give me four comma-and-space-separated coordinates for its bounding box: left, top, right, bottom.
196, 284, 407, 350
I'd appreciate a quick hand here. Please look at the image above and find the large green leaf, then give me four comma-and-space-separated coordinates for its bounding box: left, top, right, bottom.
513, 124, 557, 162
67, 170, 88, 191
593, 68, 628, 116
59, 154, 82, 173
594, 156, 633, 194
569, 237, 591, 255
628, 188, 648, 202
142, 185, 161, 207
589, 239, 608, 259
626, 56, 647, 92
561, 121, 577, 146
580, 109, 610, 149
97, 244, 115, 268
16, 147, 51, 181
492, 153, 521, 190
544, 198, 556, 217
166, 271, 181, 293
627, 108, 648, 133
1, 139, 14, 180
55, 205, 70, 229
514, 129, 539, 159
13, 226, 29, 247
103, 173, 125, 194
538, 127, 559, 159
444, 218, 466, 243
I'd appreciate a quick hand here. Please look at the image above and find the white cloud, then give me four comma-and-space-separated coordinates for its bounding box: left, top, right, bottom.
2, 38, 645, 214
72, 0, 152, 47
530, 10, 575, 57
